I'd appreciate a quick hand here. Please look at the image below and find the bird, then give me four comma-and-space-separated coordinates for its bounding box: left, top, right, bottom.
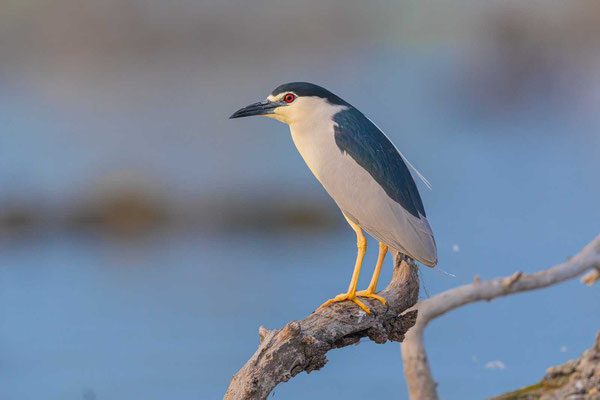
230, 82, 437, 313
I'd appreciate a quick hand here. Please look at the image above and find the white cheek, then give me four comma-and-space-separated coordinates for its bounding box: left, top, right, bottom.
265, 108, 289, 123
267, 93, 285, 102
264, 97, 344, 126
265, 115, 286, 123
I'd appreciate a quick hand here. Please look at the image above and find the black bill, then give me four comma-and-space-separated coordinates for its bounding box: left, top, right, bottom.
229, 100, 280, 119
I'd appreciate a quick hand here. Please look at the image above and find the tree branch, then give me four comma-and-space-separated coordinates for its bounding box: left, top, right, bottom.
401, 234, 600, 400
224, 255, 421, 400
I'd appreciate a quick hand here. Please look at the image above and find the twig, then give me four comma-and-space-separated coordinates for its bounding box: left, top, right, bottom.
224, 255, 421, 400
400, 234, 600, 400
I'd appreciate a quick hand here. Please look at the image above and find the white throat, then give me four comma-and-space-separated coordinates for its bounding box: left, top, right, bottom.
278, 98, 347, 183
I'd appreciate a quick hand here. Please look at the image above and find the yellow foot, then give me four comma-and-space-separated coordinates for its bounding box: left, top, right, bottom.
316, 292, 371, 313
355, 290, 387, 306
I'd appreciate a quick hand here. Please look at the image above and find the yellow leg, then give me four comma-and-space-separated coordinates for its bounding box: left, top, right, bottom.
356, 242, 388, 306
316, 217, 371, 313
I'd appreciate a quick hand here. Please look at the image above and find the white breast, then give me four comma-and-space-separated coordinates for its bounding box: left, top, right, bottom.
290, 115, 389, 224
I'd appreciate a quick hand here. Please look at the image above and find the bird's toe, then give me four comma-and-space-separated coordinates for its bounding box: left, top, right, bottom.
316, 292, 372, 313
356, 290, 387, 306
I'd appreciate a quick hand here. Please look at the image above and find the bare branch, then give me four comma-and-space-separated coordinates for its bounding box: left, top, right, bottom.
224, 256, 421, 400
401, 234, 600, 400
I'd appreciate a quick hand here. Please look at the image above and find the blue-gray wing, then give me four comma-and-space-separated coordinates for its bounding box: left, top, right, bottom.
333, 108, 437, 266
333, 108, 426, 218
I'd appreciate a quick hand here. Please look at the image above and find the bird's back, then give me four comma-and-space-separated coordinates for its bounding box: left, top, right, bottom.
290, 104, 437, 267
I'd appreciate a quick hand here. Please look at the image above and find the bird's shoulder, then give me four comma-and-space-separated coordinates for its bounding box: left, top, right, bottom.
332, 107, 426, 218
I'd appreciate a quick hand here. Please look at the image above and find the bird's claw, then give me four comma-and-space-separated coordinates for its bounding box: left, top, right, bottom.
316, 292, 371, 313
355, 290, 387, 306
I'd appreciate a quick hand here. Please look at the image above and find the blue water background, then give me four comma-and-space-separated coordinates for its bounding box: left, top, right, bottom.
1, 47, 599, 399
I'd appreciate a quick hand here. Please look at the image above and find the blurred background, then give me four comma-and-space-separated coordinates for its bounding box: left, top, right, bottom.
1, 0, 599, 399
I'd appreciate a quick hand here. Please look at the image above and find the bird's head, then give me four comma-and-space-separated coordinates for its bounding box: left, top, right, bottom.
229, 82, 349, 125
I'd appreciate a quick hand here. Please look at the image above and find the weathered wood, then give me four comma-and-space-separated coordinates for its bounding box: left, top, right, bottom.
224, 255, 421, 400
401, 234, 600, 400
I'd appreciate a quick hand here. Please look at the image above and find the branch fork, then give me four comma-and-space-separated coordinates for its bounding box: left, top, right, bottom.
224, 255, 421, 400
401, 234, 600, 400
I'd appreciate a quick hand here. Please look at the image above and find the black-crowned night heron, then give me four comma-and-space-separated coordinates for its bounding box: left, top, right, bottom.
230, 82, 437, 313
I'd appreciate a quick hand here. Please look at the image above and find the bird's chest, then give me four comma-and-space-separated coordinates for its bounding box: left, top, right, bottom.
289, 121, 343, 183
289, 121, 372, 203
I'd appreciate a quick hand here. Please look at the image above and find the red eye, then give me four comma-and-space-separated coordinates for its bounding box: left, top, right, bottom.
284, 93, 295, 103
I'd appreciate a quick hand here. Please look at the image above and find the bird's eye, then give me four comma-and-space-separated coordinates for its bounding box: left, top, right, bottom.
284, 93, 295, 103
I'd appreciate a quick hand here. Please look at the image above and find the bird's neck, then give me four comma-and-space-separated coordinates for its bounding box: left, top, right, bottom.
288, 105, 347, 183
288, 103, 348, 133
